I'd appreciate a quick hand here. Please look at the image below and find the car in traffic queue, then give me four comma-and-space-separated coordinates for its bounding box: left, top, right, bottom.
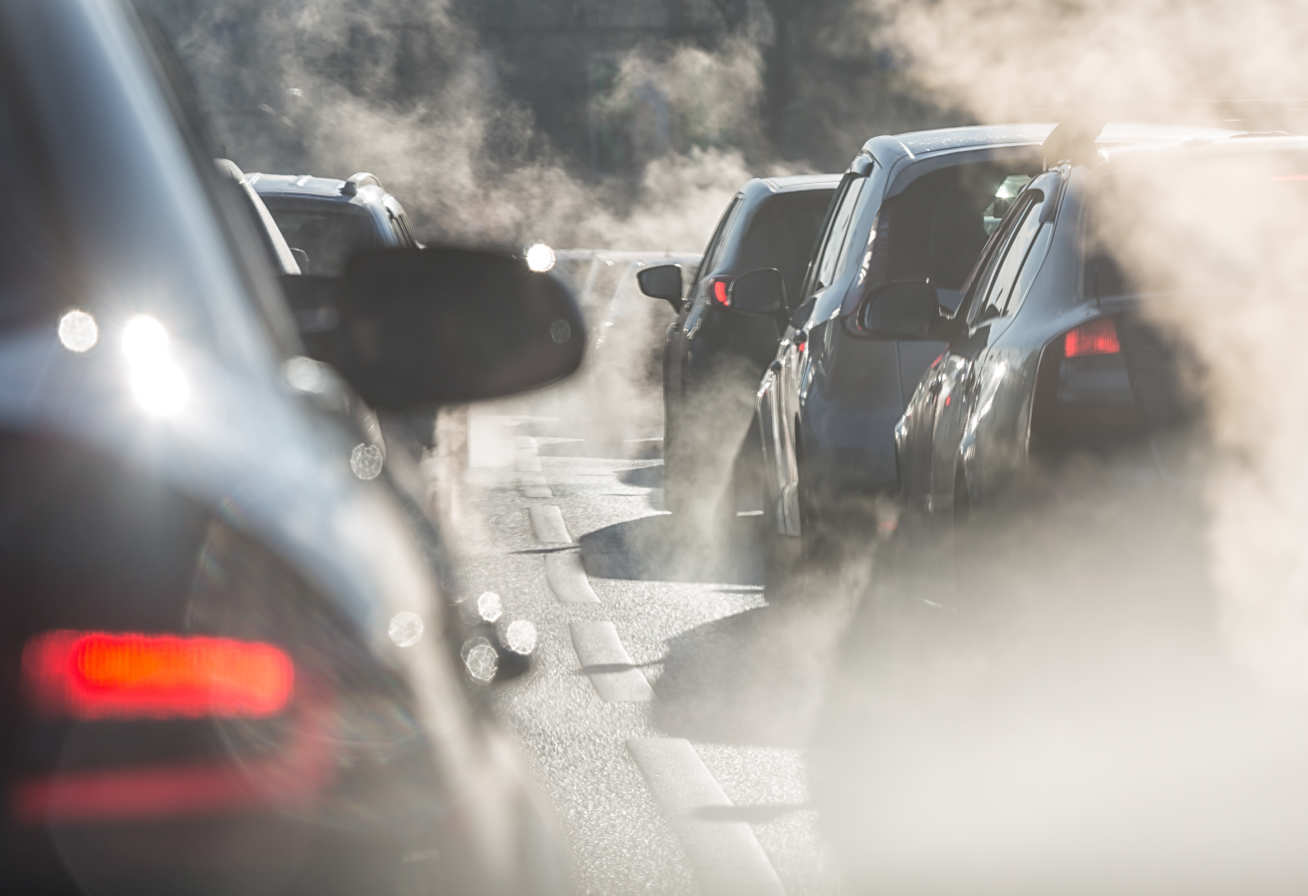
248, 170, 420, 345
635, 176, 837, 517
637, 175, 838, 519
890, 126, 1296, 523
0, 1, 582, 892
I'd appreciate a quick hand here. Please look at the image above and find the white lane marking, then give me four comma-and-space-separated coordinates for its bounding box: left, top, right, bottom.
528, 504, 572, 546
627, 737, 786, 896
544, 551, 599, 604
569, 621, 653, 702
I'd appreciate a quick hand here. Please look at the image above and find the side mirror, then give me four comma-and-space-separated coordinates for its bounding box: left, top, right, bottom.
288, 246, 586, 410
289, 247, 309, 271
637, 263, 683, 308
729, 268, 786, 315
856, 280, 941, 340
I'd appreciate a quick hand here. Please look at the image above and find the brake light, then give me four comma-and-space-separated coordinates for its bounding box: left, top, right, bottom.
23, 631, 295, 719
1063, 318, 1120, 359
712, 279, 731, 307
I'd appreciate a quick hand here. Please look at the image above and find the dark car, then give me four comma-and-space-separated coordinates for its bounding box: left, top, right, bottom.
752, 127, 1050, 562
812, 129, 1308, 893
249, 171, 420, 341
637, 175, 839, 518
0, 1, 582, 892
890, 128, 1277, 521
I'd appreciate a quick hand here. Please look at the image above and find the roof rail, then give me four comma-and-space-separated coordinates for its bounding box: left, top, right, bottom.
1042, 120, 1105, 168
340, 171, 381, 197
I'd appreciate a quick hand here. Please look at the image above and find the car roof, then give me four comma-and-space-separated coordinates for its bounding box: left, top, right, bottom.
246, 172, 390, 208
754, 173, 843, 193
859, 122, 1239, 169
865, 124, 1054, 162
734, 174, 840, 208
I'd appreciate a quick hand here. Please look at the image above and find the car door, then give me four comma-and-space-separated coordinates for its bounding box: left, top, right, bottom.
667, 195, 739, 433
769, 173, 868, 533
924, 188, 1052, 513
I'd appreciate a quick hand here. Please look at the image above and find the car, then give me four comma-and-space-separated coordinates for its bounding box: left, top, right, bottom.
637, 175, 839, 518
752, 123, 1230, 572
0, 1, 582, 892
248, 171, 420, 340
889, 125, 1281, 523
248, 171, 421, 272
812, 126, 1308, 893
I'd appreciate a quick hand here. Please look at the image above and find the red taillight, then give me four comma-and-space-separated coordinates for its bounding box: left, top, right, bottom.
23, 631, 295, 719
712, 279, 731, 307
1063, 318, 1120, 359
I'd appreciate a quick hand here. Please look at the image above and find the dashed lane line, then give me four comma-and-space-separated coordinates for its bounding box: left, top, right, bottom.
628, 737, 786, 896
528, 504, 572, 546
544, 551, 600, 604
569, 621, 654, 703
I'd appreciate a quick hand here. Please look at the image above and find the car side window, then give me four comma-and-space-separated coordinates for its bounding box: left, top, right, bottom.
980, 191, 1046, 318
695, 195, 740, 282
963, 191, 1040, 326
1003, 212, 1054, 318
814, 176, 867, 291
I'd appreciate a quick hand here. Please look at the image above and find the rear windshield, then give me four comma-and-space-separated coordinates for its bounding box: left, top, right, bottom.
732, 189, 836, 301
263, 202, 380, 276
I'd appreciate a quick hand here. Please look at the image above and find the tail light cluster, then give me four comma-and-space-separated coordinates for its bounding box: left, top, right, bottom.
23, 630, 295, 720
1063, 318, 1121, 359
711, 277, 732, 307
1031, 316, 1138, 456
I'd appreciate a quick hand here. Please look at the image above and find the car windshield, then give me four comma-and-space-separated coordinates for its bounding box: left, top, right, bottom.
263, 203, 380, 276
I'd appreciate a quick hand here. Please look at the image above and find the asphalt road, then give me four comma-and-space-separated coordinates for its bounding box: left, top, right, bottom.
440, 380, 857, 895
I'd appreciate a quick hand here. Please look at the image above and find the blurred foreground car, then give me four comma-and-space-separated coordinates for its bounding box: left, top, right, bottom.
0, 1, 582, 892
637, 176, 838, 517
813, 128, 1308, 894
